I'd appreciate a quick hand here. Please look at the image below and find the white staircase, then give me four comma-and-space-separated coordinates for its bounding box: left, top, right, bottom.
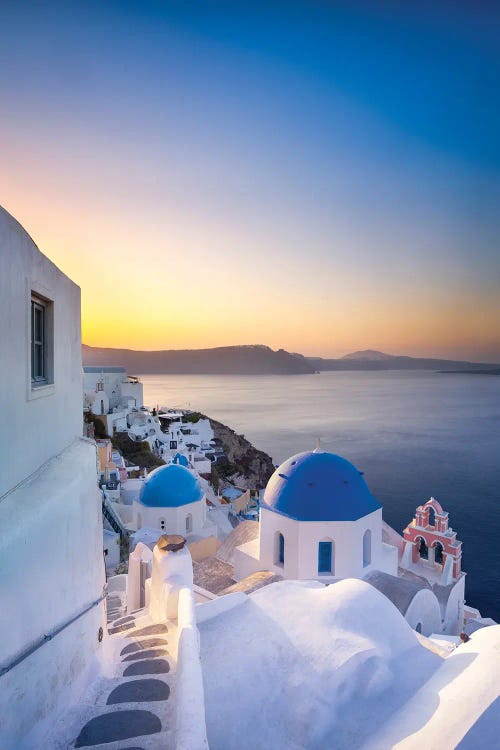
64, 605, 178, 749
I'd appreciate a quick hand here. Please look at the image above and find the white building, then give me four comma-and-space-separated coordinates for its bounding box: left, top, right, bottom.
157, 412, 214, 472
127, 409, 166, 449
234, 450, 396, 580
83, 365, 143, 410
83, 365, 143, 434
233, 448, 462, 636
0, 206, 105, 749
133, 461, 210, 537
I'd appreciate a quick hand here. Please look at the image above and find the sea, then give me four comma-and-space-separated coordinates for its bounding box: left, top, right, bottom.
140, 371, 500, 621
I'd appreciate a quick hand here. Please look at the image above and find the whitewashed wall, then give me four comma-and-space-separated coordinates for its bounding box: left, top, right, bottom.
83, 369, 124, 410
257, 507, 393, 581
0, 206, 83, 497
103, 529, 121, 569
121, 380, 144, 408
404, 589, 442, 636
0, 439, 105, 749
442, 576, 465, 635
0, 207, 105, 749
134, 496, 207, 536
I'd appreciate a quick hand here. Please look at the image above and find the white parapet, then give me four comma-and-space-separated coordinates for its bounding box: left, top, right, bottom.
143, 537, 209, 749
175, 586, 210, 750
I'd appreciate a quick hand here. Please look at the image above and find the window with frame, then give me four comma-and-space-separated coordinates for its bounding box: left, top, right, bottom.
318, 540, 333, 574
31, 296, 47, 383
30, 292, 54, 391
274, 531, 285, 566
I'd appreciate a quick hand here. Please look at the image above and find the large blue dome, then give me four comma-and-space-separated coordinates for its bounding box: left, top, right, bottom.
139, 463, 203, 508
262, 451, 381, 521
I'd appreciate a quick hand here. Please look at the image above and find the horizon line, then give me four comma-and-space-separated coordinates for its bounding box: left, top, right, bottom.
81, 342, 500, 365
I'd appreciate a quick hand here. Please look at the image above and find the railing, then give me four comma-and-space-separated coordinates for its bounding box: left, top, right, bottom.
0, 590, 105, 677
102, 494, 127, 538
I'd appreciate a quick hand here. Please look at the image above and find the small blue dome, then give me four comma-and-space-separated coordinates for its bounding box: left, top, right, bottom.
172, 452, 189, 467
262, 451, 381, 522
140, 464, 203, 508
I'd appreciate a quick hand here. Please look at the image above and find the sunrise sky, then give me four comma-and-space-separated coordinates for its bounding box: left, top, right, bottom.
2, 1, 499, 360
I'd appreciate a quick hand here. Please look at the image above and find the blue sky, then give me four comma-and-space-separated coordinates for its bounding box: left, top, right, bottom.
2, 1, 499, 358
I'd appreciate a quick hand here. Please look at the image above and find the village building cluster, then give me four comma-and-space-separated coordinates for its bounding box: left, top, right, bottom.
1, 206, 498, 750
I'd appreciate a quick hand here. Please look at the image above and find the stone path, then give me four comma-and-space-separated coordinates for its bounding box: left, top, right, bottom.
66, 600, 177, 749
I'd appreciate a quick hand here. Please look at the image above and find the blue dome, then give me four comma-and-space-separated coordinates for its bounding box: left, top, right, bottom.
140, 464, 203, 508
172, 452, 189, 467
262, 451, 381, 522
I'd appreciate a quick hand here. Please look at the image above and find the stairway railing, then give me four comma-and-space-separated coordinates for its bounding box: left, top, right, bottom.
102, 493, 128, 538
0, 590, 106, 677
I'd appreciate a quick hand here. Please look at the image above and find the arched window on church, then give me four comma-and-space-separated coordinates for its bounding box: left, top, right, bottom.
159, 518, 166, 531
434, 541, 444, 565
428, 506, 436, 528
363, 529, 372, 567
318, 540, 334, 575
275, 532, 285, 566
185, 514, 192, 534
418, 537, 428, 560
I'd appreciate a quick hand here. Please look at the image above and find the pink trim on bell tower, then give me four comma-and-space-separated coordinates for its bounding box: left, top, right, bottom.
403, 498, 463, 581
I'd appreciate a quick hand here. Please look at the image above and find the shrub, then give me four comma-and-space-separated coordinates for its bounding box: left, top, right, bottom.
211, 464, 220, 493
84, 413, 108, 439
111, 432, 165, 471
182, 412, 202, 424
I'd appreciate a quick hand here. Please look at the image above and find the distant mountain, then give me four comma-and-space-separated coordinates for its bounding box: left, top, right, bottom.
82, 343, 499, 375
82, 344, 315, 375
340, 350, 396, 361
307, 350, 500, 372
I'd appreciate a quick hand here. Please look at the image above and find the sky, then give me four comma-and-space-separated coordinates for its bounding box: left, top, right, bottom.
2, 0, 499, 360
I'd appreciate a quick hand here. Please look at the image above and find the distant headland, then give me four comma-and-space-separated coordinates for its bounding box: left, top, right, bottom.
307, 350, 500, 373
82, 344, 500, 375
82, 344, 315, 375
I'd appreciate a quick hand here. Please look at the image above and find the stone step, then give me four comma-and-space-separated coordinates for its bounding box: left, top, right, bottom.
73, 708, 166, 748
121, 638, 169, 656
71, 729, 172, 750
123, 659, 170, 677
68, 617, 177, 750
122, 649, 170, 662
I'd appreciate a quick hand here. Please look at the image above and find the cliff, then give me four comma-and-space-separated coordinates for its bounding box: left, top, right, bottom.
208, 417, 275, 492
83, 343, 499, 375
82, 344, 315, 375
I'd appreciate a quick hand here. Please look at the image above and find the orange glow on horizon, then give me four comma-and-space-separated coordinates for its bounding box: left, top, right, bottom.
4, 167, 500, 363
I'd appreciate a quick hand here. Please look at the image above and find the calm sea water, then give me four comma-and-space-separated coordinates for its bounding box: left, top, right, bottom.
140, 371, 500, 621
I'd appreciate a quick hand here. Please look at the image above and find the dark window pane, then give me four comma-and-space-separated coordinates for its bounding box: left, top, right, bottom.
31, 298, 46, 381
35, 306, 42, 341
318, 541, 332, 573
34, 343, 44, 378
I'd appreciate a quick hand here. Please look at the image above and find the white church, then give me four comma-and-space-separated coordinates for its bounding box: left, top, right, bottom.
231, 447, 466, 637
133, 458, 209, 537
